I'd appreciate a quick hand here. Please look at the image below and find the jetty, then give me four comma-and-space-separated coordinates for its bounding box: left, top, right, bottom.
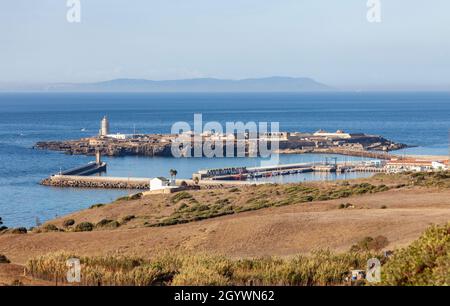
41, 175, 255, 189
59, 161, 107, 176
193, 160, 386, 181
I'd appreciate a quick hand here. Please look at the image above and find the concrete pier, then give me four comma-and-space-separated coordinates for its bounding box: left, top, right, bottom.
194, 160, 386, 181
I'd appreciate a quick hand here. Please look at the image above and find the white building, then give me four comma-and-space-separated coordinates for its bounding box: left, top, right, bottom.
105, 133, 134, 140
432, 161, 447, 170
150, 177, 176, 191
313, 129, 352, 139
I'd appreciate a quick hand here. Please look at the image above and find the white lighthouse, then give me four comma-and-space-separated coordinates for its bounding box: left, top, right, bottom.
99, 116, 109, 137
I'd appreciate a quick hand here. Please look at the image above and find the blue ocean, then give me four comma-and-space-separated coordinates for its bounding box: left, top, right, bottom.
0, 92, 449, 227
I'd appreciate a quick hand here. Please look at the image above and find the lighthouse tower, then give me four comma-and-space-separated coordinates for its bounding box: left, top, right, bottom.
99, 116, 109, 137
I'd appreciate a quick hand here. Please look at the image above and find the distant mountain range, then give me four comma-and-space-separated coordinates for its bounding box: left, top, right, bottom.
0, 77, 334, 92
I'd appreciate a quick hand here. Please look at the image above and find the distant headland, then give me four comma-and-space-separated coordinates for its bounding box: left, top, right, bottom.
0, 76, 334, 92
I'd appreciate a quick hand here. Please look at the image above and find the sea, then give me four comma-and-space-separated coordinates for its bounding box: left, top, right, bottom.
0, 92, 449, 227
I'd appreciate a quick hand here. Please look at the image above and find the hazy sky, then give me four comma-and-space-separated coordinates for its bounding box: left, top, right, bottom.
1, 0, 449, 90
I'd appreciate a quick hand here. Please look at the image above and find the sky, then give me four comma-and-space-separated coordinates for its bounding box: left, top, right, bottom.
0, 0, 449, 90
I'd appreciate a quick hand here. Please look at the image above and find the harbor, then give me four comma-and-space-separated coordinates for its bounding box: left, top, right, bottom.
193, 160, 385, 181
33, 117, 447, 192
41, 157, 448, 191
41, 156, 388, 189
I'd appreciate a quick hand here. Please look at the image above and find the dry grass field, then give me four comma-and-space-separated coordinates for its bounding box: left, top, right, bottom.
0, 171, 449, 285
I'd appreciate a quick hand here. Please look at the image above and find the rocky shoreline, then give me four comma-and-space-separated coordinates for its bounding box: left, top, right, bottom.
34, 132, 408, 158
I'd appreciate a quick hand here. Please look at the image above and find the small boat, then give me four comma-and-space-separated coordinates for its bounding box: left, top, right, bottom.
81, 128, 87, 132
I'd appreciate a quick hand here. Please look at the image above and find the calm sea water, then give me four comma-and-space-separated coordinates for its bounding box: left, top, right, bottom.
0, 92, 449, 227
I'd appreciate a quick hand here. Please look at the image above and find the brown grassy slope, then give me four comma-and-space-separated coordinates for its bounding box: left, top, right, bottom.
42, 176, 403, 230
0, 263, 54, 286
1, 185, 450, 264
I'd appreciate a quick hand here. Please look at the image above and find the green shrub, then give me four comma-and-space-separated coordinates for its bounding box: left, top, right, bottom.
129, 193, 143, 200
350, 236, 388, 252
229, 187, 240, 193
0, 254, 10, 263
214, 198, 230, 206
41, 224, 60, 232
95, 219, 120, 229
63, 219, 75, 227
11, 227, 27, 234
115, 193, 142, 201
171, 192, 193, 203
121, 215, 136, 223
75, 222, 94, 232
382, 222, 450, 286
89, 203, 105, 209
176, 203, 189, 212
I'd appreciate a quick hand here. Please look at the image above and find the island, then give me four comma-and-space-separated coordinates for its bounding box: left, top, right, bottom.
35, 125, 407, 160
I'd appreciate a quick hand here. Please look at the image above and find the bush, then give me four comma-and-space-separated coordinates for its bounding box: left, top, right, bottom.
350, 236, 389, 252
129, 193, 143, 200
95, 219, 120, 229
41, 224, 60, 232
382, 223, 450, 285
11, 227, 27, 234
121, 215, 136, 223
176, 203, 189, 212
229, 187, 240, 193
115, 193, 143, 202
89, 203, 105, 209
0, 254, 10, 263
63, 219, 75, 227
75, 222, 94, 232
171, 192, 193, 203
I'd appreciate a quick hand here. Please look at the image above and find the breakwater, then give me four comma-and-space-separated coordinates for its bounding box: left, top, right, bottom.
41, 175, 256, 189
41, 175, 150, 189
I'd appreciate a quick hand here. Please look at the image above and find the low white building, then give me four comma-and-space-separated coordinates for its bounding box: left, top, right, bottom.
150, 177, 176, 191
432, 161, 447, 170
313, 129, 352, 139
106, 133, 134, 140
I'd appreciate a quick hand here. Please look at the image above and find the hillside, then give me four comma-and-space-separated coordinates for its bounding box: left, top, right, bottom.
0, 77, 333, 92
0, 172, 449, 264
1, 172, 450, 285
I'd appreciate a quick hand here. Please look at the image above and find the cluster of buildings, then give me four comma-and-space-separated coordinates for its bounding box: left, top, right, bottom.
385, 159, 448, 173
94, 116, 403, 153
